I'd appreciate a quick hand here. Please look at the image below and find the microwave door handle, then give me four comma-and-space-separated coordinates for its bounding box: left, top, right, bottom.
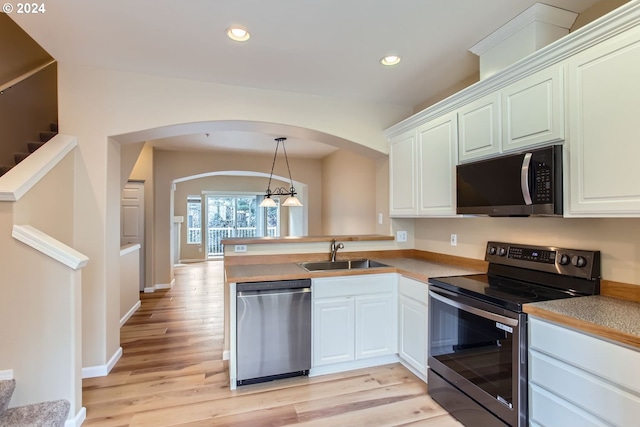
521, 152, 533, 205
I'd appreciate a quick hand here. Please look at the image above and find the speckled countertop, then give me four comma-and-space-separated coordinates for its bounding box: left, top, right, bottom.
225, 257, 481, 285
524, 296, 640, 349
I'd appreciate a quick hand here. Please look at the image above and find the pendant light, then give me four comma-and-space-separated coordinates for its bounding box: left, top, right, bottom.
259, 137, 303, 207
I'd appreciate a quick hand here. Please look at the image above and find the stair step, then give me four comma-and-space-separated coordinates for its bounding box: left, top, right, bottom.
39, 131, 57, 142
14, 152, 30, 164
0, 166, 13, 177
0, 379, 16, 414
27, 141, 45, 153
0, 399, 70, 427
50, 122, 58, 133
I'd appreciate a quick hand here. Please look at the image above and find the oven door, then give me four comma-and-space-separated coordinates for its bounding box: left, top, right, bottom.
428, 286, 526, 427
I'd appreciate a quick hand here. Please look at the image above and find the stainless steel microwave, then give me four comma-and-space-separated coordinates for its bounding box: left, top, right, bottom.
456, 145, 562, 216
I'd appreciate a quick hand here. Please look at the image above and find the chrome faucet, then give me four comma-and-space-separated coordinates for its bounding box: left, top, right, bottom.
330, 239, 344, 262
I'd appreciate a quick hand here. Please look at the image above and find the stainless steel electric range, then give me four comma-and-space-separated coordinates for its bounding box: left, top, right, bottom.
427, 241, 600, 427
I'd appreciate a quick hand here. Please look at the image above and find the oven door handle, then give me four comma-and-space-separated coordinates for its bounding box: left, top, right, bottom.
429, 289, 519, 327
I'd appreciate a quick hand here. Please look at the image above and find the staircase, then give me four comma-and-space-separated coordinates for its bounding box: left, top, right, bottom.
0, 122, 58, 178
0, 379, 69, 427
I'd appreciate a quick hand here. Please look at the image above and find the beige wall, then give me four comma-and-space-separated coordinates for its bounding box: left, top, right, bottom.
321, 150, 377, 235
154, 150, 324, 285
129, 144, 154, 289
413, 217, 640, 286
120, 245, 141, 322
571, 0, 630, 31
174, 174, 292, 261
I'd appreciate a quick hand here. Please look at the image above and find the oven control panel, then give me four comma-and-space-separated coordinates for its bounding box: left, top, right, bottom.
486, 242, 600, 280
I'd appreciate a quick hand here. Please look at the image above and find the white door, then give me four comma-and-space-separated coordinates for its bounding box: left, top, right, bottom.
355, 294, 396, 359
312, 298, 355, 366
389, 129, 418, 216
121, 181, 145, 291
458, 91, 501, 162
399, 295, 427, 374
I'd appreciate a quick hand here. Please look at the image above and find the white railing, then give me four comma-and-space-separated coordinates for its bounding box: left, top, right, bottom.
207, 226, 277, 256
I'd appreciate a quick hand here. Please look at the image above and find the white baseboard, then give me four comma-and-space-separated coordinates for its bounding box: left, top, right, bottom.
120, 300, 141, 327
65, 407, 86, 427
222, 350, 230, 361
0, 369, 14, 380
82, 347, 122, 378
309, 354, 400, 377
144, 278, 175, 293
178, 258, 206, 263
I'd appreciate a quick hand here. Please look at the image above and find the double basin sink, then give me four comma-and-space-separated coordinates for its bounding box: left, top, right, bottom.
298, 259, 389, 272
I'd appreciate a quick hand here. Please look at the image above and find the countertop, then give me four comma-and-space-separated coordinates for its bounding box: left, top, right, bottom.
524, 296, 640, 349
225, 257, 481, 284
225, 255, 640, 350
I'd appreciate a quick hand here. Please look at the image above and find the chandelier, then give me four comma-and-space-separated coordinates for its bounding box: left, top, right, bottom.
259, 137, 303, 207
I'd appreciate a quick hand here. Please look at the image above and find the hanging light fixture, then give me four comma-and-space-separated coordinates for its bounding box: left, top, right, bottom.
259, 137, 303, 207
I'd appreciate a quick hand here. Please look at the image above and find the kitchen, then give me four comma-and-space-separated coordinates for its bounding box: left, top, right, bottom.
222, 2, 640, 426
4, 0, 639, 425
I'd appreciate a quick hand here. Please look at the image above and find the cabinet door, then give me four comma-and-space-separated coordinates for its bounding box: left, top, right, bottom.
355, 294, 397, 359
566, 26, 640, 216
389, 130, 417, 216
398, 295, 427, 374
458, 92, 501, 163
417, 113, 458, 216
502, 65, 564, 153
312, 298, 355, 367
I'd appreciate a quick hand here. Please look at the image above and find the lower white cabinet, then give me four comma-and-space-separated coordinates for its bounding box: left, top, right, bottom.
528, 317, 640, 427
398, 276, 428, 380
312, 274, 397, 368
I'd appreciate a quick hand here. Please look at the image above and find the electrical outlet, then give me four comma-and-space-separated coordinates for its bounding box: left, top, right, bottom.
234, 245, 247, 253
378, 213, 383, 225
450, 234, 457, 246
396, 230, 407, 243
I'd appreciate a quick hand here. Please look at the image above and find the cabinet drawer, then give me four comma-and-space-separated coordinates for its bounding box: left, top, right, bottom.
312, 274, 395, 299
529, 317, 640, 394
398, 275, 427, 304
530, 350, 640, 426
529, 383, 608, 427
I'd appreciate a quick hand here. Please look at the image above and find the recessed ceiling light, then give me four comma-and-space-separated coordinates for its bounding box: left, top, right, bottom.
226, 26, 250, 42
380, 55, 401, 66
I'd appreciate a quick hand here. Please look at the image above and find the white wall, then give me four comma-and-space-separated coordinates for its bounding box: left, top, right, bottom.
56, 63, 411, 368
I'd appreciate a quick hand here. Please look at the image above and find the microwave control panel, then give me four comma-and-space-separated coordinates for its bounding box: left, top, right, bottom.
533, 161, 552, 203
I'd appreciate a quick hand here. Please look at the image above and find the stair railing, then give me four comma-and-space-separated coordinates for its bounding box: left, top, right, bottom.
0, 59, 55, 94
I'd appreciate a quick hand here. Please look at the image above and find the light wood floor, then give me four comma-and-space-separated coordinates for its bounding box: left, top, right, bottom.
82, 261, 463, 427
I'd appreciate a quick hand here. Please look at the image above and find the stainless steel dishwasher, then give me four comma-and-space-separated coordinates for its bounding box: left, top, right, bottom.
236, 279, 311, 386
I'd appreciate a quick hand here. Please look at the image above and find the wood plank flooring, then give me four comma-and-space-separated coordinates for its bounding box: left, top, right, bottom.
82, 261, 463, 427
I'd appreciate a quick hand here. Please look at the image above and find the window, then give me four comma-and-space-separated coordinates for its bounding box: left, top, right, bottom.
186, 196, 201, 244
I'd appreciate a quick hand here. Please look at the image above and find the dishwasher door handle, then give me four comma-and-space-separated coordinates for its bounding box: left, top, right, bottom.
237, 287, 311, 297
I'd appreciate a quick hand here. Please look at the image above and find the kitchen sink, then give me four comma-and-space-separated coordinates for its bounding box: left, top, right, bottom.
298, 259, 389, 272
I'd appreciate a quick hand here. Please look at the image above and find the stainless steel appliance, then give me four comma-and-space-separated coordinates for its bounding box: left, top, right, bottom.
428, 242, 600, 427
236, 279, 311, 386
456, 145, 562, 216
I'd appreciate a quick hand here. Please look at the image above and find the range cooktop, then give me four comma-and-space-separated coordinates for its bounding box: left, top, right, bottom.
429, 242, 601, 312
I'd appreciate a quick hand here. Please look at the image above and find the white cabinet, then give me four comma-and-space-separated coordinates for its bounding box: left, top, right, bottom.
502, 65, 564, 153
417, 113, 458, 216
566, 25, 640, 216
458, 65, 564, 163
312, 274, 397, 369
528, 317, 640, 427
389, 130, 417, 216
389, 112, 458, 217
397, 276, 428, 381
458, 92, 502, 163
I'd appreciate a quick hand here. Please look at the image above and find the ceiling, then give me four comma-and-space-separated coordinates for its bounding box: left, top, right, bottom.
10, 0, 603, 158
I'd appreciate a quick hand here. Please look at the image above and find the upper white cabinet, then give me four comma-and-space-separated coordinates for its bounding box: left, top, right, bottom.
458, 92, 501, 162
458, 64, 564, 163
389, 130, 417, 216
417, 113, 458, 216
502, 65, 564, 153
566, 25, 640, 216
389, 112, 458, 217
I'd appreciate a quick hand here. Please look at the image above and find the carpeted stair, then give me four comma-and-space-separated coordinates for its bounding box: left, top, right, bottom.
0, 379, 69, 427
0, 122, 58, 178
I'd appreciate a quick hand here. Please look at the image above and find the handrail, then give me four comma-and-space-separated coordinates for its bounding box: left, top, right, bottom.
0, 59, 56, 94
